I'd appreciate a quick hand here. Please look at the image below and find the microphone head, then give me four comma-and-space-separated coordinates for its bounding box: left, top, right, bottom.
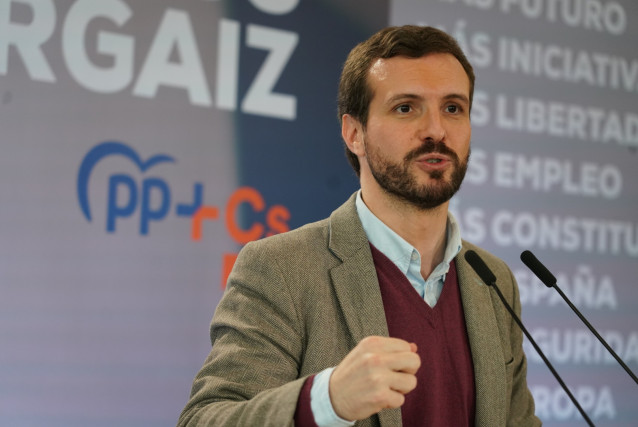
520, 250, 557, 288
464, 250, 496, 286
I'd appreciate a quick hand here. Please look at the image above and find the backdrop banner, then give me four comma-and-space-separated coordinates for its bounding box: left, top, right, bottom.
0, 0, 635, 426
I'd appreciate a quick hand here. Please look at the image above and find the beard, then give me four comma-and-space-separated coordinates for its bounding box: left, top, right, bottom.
364, 138, 469, 211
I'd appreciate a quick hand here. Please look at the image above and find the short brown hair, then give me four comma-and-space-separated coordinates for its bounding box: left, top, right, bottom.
338, 25, 475, 176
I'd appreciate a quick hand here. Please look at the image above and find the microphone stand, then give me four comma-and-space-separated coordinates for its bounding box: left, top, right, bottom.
465, 250, 595, 427
521, 250, 638, 386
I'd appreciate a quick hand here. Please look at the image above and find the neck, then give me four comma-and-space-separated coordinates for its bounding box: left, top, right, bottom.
360, 182, 449, 275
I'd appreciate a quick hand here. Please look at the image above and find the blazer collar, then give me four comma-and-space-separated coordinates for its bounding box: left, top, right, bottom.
327, 192, 389, 342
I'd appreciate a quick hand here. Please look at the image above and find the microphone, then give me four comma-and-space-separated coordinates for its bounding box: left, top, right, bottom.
464, 250, 594, 427
521, 250, 638, 386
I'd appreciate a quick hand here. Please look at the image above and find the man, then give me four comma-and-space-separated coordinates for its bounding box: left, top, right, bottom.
178, 25, 540, 426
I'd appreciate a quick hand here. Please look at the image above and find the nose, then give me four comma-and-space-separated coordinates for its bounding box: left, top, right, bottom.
418, 109, 446, 143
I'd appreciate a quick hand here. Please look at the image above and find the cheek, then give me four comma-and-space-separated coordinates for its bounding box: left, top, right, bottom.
448, 126, 471, 152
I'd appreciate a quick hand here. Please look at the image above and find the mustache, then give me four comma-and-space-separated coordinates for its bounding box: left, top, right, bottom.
404, 141, 460, 163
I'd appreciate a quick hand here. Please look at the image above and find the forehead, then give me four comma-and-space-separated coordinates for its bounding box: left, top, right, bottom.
367, 53, 470, 101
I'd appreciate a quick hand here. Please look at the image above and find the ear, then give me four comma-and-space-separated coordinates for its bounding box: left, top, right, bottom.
341, 114, 365, 157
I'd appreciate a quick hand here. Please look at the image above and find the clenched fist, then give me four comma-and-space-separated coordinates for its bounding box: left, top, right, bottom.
329, 336, 421, 421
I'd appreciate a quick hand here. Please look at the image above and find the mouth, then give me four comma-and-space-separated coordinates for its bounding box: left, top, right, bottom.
415, 154, 451, 170
418, 154, 449, 163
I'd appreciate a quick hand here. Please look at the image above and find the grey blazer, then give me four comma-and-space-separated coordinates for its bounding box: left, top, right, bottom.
177, 193, 541, 427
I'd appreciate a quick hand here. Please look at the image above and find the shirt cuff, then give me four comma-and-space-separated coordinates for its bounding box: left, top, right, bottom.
310, 367, 356, 427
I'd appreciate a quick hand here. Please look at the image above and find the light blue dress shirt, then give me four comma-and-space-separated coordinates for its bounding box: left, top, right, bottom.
310, 191, 463, 426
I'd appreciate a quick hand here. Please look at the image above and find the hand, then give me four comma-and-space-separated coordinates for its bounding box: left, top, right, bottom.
328, 336, 420, 421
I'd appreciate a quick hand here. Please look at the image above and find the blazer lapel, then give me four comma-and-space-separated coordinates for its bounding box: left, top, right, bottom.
327, 193, 403, 427
457, 245, 507, 426
330, 249, 389, 342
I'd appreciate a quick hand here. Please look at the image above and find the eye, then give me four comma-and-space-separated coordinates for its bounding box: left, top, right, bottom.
395, 104, 412, 114
446, 102, 468, 115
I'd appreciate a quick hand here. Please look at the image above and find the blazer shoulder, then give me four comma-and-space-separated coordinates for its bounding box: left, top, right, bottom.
240, 192, 361, 262
229, 217, 340, 288
243, 217, 331, 257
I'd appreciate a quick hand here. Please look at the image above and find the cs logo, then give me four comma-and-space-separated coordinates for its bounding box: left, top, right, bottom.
77, 141, 202, 235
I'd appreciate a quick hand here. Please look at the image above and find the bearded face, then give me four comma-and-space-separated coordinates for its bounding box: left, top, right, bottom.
349, 54, 472, 211
364, 137, 469, 210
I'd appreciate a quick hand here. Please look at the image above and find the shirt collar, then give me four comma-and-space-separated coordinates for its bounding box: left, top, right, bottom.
355, 190, 462, 274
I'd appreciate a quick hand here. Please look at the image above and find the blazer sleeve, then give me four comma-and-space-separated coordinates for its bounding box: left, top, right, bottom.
177, 240, 308, 427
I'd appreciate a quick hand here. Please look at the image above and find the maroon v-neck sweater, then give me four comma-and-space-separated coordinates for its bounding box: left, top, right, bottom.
294, 245, 476, 426
371, 244, 475, 426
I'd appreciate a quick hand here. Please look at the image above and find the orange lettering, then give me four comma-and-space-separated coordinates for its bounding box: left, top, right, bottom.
265, 205, 291, 237
191, 205, 219, 241
226, 187, 265, 244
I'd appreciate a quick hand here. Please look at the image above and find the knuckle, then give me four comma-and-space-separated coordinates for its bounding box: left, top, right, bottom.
363, 352, 383, 368
389, 393, 405, 408
361, 335, 381, 348
412, 353, 422, 365
368, 372, 385, 388
407, 354, 421, 371
369, 389, 389, 407
407, 375, 418, 391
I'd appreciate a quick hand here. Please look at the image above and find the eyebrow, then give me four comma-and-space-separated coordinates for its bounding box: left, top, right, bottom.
443, 93, 470, 105
385, 93, 470, 105
385, 93, 422, 105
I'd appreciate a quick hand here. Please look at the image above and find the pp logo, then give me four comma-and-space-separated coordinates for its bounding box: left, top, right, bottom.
77, 141, 202, 234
